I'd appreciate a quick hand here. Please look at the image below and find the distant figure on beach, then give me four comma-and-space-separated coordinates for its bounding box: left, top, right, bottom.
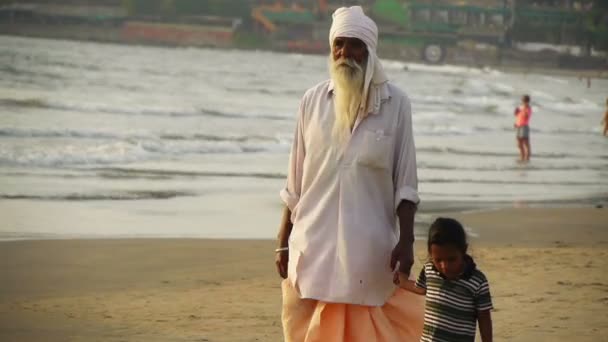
275, 6, 423, 341
602, 98, 608, 136
514, 94, 532, 162
400, 218, 494, 342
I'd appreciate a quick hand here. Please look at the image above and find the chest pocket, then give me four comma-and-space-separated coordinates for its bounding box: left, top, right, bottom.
357, 129, 392, 170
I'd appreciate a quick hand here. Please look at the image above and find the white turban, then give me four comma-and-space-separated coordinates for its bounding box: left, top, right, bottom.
329, 6, 388, 115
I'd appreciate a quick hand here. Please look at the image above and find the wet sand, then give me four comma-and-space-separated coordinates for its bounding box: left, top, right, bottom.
1, 207, 607, 342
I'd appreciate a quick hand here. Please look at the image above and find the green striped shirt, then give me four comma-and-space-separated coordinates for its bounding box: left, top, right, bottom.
416, 259, 493, 342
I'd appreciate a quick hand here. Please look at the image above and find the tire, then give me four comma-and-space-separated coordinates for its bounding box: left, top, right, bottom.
422, 43, 445, 64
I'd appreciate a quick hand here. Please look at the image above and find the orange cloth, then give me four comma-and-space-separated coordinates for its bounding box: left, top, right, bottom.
281, 279, 424, 342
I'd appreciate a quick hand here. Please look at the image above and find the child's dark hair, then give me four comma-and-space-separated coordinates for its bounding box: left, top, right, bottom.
427, 217, 468, 254
522, 94, 530, 103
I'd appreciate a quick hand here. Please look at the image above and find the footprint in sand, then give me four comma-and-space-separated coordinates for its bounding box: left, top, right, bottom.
529, 297, 545, 303
500, 293, 518, 298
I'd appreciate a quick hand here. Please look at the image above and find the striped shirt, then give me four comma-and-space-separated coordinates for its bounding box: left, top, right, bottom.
416, 258, 493, 342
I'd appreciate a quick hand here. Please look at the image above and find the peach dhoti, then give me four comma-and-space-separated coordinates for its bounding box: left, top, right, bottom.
281, 279, 424, 342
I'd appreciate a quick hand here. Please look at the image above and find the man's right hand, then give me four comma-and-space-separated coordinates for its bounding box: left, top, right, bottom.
275, 250, 289, 279
275, 206, 293, 279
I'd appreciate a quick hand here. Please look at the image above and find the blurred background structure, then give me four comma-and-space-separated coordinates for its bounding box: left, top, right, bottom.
0, 0, 607, 69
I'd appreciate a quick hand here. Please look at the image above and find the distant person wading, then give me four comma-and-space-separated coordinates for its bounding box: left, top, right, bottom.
514, 95, 532, 162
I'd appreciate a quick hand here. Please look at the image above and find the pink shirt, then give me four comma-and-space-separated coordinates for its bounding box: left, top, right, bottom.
515, 104, 532, 127
280, 80, 419, 306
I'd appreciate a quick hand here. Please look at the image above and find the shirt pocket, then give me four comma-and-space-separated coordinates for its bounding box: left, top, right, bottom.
356, 129, 392, 170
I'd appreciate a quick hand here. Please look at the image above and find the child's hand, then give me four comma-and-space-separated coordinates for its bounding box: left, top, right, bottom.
394, 273, 426, 295
398, 278, 415, 290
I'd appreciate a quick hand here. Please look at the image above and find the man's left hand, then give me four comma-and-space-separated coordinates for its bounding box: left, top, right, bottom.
390, 240, 414, 280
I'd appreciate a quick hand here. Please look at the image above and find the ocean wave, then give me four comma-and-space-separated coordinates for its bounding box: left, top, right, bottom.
0, 127, 279, 144
420, 178, 606, 186
498, 126, 603, 135
199, 108, 288, 121
136, 140, 286, 155
417, 146, 582, 159
0, 98, 49, 109
0, 141, 150, 167
0, 97, 290, 121
488, 82, 514, 97
93, 167, 286, 180
0, 136, 288, 166
224, 86, 302, 96
0, 64, 65, 81
0, 168, 287, 180
0, 190, 195, 201
414, 96, 507, 116
543, 99, 602, 114
0, 127, 126, 140
416, 125, 493, 136
384, 61, 500, 76
418, 162, 608, 172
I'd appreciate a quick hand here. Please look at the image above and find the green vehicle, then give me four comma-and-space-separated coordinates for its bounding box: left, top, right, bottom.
371, 0, 509, 63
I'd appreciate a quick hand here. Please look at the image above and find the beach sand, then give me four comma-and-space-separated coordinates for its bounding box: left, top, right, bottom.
1, 207, 607, 342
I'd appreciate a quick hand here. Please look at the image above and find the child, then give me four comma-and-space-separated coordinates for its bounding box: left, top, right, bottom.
514, 95, 532, 161
602, 98, 608, 137
400, 218, 493, 342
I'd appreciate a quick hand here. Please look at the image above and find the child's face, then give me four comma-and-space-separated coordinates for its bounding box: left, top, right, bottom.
430, 244, 465, 280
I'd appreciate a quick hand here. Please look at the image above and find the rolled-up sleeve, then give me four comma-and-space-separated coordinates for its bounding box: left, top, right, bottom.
280, 100, 306, 213
393, 95, 419, 210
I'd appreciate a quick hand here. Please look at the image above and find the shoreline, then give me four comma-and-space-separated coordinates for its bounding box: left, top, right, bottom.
1, 198, 606, 242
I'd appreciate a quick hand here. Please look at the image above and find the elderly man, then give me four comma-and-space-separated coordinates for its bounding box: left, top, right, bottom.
275, 6, 423, 341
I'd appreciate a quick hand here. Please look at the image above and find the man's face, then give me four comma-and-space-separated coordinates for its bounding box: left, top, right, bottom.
332, 37, 368, 65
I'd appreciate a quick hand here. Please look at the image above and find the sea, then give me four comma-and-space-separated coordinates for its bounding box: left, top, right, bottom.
1, 35, 606, 240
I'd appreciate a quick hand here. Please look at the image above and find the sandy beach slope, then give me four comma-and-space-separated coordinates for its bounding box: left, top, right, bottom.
1, 207, 607, 342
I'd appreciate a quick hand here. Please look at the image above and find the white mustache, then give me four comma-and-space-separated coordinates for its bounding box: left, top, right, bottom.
336, 58, 362, 70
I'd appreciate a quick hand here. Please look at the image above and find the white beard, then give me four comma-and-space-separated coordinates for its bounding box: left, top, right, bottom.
329, 56, 365, 145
